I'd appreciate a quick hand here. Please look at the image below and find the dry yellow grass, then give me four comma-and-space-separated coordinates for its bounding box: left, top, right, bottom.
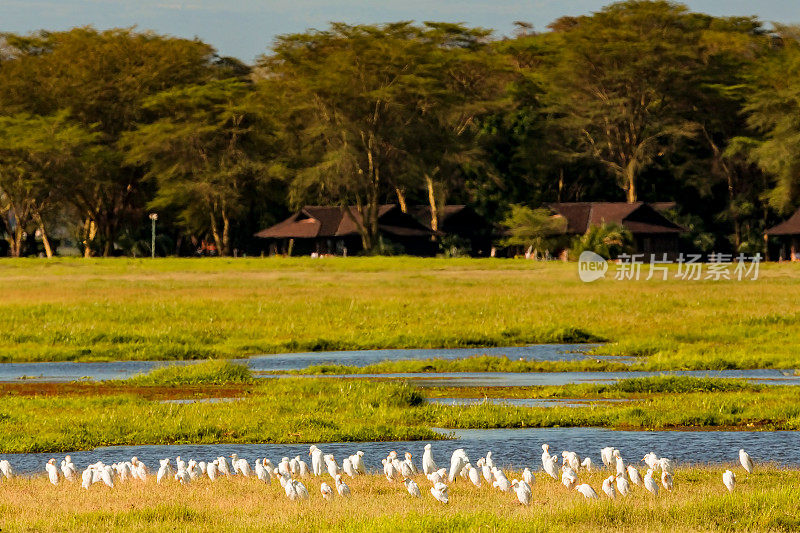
0, 466, 797, 532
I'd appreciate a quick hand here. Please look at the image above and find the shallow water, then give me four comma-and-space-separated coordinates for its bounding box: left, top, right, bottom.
428, 398, 631, 407
0, 344, 614, 382
5, 427, 797, 475
276, 369, 800, 387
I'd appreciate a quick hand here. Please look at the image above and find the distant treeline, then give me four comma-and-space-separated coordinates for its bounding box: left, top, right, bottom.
1, 0, 799, 257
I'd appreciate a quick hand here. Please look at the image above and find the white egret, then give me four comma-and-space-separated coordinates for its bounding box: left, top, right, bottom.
661, 471, 673, 492
320, 482, 333, 501
492, 467, 511, 492
643, 452, 659, 470
422, 444, 437, 475
430, 482, 449, 503
723, 470, 736, 492
352, 451, 366, 475
576, 483, 599, 499
616, 474, 630, 496
522, 467, 534, 485
739, 449, 753, 474
45, 458, 60, 485
511, 479, 532, 506
404, 478, 421, 498
335, 474, 351, 497
627, 465, 643, 486
581, 457, 594, 472
561, 467, 578, 490
602, 476, 616, 499
643, 469, 659, 495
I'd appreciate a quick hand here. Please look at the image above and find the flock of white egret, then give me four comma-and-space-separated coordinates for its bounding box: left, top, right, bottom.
0, 445, 755, 505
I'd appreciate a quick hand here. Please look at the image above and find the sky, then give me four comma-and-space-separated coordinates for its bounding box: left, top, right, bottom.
2, 0, 799, 63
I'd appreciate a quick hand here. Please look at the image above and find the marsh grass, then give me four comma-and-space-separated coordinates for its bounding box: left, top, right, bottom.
0, 378, 797, 453
0, 466, 797, 532
1, 258, 799, 370
125, 360, 254, 386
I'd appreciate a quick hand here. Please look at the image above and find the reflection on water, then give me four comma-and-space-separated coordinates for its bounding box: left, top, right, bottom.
4, 427, 797, 475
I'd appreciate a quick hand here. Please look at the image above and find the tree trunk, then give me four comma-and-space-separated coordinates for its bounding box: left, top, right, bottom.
33, 212, 53, 258
395, 187, 407, 213
209, 205, 223, 255
221, 204, 230, 257
425, 174, 438, 231
83, 219, 97, 258
624, 163, 637, 203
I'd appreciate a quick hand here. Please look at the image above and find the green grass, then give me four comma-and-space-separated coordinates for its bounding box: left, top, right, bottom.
0, 376, 797, 453
1, 257, 799, 370
125, 360, 254, 386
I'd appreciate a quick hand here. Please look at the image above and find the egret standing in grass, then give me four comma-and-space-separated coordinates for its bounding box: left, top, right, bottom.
404, 478, 421, 498
739, 449, 753, 474
723, 470, 736, 492
644, 469, 659, 495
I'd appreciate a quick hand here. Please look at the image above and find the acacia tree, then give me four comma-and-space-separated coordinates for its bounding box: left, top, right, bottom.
546, 1, 704, 203
735, 26, 800, 214
261, 22, 508, 250
121, 79, 282, 256
0, 112, 98, 256
0, 28, 217, 256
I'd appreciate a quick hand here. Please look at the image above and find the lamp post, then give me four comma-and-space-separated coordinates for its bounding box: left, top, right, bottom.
149, 213, 158, 258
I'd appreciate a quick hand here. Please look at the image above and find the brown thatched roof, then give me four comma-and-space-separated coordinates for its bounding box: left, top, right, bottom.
254, 205, 436, 239
549, 202, 684, 235
766, 207, 800, 236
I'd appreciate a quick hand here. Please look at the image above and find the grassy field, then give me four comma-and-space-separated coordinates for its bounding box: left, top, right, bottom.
0, 467, 797, 532
1, 370, 798, 453
0, 257, 799, 370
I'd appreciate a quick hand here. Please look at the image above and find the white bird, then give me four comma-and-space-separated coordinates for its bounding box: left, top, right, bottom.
448, 449, 468, 483
174, 467, 190, 485
352, 451, 366, 475
279, 457, 291, 477
600, 447, 617, 468
602, 476, 616, 499
427, 468, 447, 485
400, 459, 414, 479
384, 459, 402, 482
217, 456, 230, 477
207, 461, 219, 481
576, 483, 599, 499
485, 451, 495, 469
581, 457, 594, 472
404, 452, 418, 475
81, 467, 93, 490
45, 458, 60, 486
659, 457, 674, 476
561, 467, 578, 490
627, 465, 643, 486
542, 444, 553, 467
644, 469, 659, 495
563, 451, 580, 472
309, 446, 324, 476
661, 470, 673, 492
284, 478, 298, 500
320, 482, 333, 500
198, 461, 207, 475
467, 464, 481, 487
739, 449, 753, 474
404, 477, 421, 497
723, 470, 736, 492
511, 479, 532, 506
324, 454, 341, 478
543, 455, 559, 481
343, 458, 356, 478
289, 456, 300, 476
0, 459, 14, 479
643, 452, 659, 470
335, 474, 350, 497
61, 456, 77, 482
156, 458, 172, 484
616, 474, 630, 496
492, 467, 511, 492
522, 467, 534, 485
292, 479, 309, 500
613, 451, 625, 476
100, 465, 114, 488
430, 482, 449, 503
